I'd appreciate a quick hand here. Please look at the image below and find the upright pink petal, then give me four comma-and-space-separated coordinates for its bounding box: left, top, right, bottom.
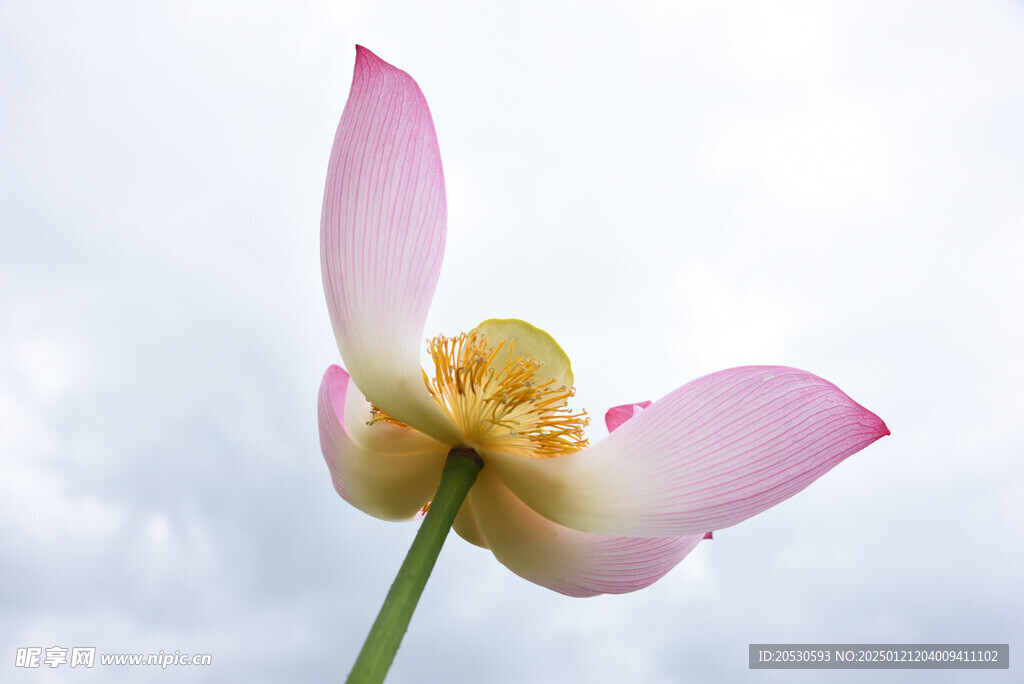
318, 365, 448, 521
321, 47, 459, 444
468, 472, 702, 597
487, 366, 889, 536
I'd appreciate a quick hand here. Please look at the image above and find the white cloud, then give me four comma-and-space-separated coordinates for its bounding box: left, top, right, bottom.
716, 103, 887, 209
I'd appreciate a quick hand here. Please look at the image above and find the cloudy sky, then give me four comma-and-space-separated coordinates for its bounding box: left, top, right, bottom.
2, 1, 1021, 682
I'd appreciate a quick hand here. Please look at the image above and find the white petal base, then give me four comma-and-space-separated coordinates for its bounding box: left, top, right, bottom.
469, 471, 702, 597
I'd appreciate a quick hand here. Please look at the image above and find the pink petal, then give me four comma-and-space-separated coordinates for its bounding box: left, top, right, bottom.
468, 472, 702, 597
318, 365, 447, 521
487, 366, 889, 536
321, 47, 459, 444
605, 401, 652, 433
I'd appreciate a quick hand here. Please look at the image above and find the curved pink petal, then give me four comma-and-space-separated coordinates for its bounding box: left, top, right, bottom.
487, 366, 889, 537
468, 472, 702, 597
321, 46, 459, 445
339, 362, 449, 456
318, 365, 447, 521
452, 501, 488, 549
605, 401, 652, 433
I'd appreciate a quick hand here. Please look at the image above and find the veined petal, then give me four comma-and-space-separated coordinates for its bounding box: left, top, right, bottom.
469, 471, 702, 597
603, 400, 721, 538
318, 365, 447, 521
488, 366, 890, 537
321, 46, 460, 445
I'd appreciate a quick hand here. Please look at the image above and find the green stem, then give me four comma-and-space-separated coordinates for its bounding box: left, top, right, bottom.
346, 447, 483, 684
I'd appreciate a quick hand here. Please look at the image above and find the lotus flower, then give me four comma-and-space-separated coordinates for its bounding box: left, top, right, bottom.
318, 47, 889, 597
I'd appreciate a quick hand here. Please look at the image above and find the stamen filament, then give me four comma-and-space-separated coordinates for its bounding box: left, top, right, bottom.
372, 329, 589, 458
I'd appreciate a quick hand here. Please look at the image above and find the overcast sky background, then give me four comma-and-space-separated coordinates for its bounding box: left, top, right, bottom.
2, 1, 1022, 682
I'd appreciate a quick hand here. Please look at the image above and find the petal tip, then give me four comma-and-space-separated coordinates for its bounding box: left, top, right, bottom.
351, 45, 417, 92
353, 45, 385, 71
863, 409, 891, 439
604, 400, 653, 433
319, 364, 350, 427
322, 363, 350, 391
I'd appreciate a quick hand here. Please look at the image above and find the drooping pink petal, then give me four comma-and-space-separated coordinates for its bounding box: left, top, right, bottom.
468, 471, 702, 597
321, 46, 459, 445
318, 365, 448, 521
605, 401, 652, 433
487, 366, 889, 537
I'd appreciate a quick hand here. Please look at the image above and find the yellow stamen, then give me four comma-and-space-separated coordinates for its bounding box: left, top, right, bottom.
371, 329, 589, 458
